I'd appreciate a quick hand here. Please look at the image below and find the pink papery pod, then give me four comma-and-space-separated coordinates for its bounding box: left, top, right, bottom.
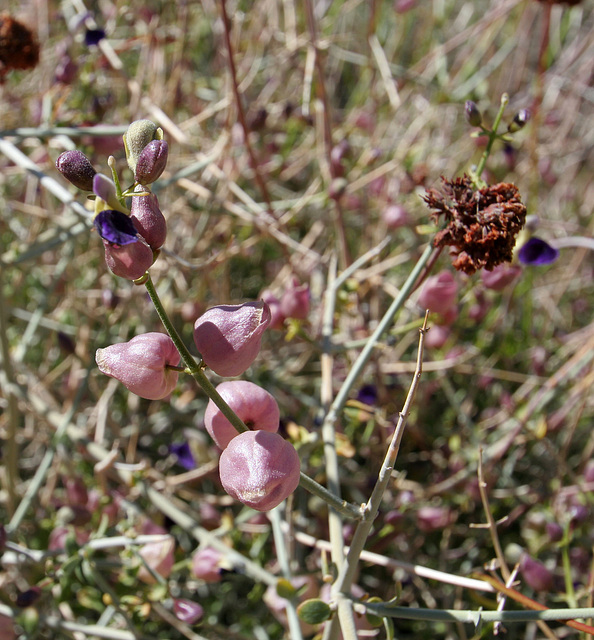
260, 290, 285, 329
382, 204, 410, 229
134, 139, 169, 185
193, 301, 271, 377
219, 430, 300, 511
418, 271, 458, 314
130, 184, 167, 249
138, 535, 175, 584
279, 279, 310, 321
481, 264, 522, 291
95, 332, 180, 400
191, 547, 223, 583
205, 380, 280, 449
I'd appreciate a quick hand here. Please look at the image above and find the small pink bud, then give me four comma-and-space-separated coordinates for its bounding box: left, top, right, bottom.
481, 264, 522, 291
424, 325, 450, 349
260, 290, 285, 329
138, 535, 175, 584
382, 204, 410, 229
219, 431, 301, 511
279, 279, 310, 321
193, 301, 271, 377
56, 150, 96, 191
520, 553, 553, 592
205, 381, 280, 449
102, 237, 154, 281
130, 185, 167, 249
192, 547, 223, 583
173, 599, 204, 625
418, 271, 458, 314
95, 332, 180, 400
417, 505, 452, 532
134, 139, 169, 185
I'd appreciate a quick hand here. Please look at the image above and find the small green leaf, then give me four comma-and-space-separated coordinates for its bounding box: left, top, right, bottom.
297, 598, 332, 624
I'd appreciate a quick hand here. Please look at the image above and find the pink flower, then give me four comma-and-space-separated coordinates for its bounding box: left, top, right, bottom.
205, 381, 280, 449
96, 332, 180, 399
279, 279, 310, 321
219, 430, 300, 511
193, 301, 271, 377
481, 264, 522, 291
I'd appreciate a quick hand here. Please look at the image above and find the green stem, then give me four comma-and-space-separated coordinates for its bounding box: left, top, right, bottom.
143, 274, 361, 518
474, 93, 509, 187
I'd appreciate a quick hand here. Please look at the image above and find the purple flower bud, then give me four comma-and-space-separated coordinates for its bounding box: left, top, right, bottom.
520, 553, 553, 592
481, 264, 522, 291
464, 101, 482, 127
130, 185, 167, 249
382, 204, 410, 229
418, 271, 458, 314
16, 587, 42, 608
508, 108, 531, 133
124, 119, 161, 173
56, 150, 96, 191
279, 279, 310, 321
193, 301, 271, 377
134, 139, 169, 185
192, 547, 223, 583
205, 381, 280, 449
92, 174, 128, 213
96, 332, 180, 399
173, 599, 203, 625
219, 430, 301, 511
518, 237, 559, 266
546, 522, 563, 543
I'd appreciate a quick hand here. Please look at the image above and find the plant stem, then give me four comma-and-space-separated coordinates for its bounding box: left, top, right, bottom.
474, 93, 509, 186
331, 315, 428, 598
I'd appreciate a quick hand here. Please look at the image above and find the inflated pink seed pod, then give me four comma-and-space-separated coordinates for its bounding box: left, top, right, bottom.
382, 204, 410, 229
138, 536, 175, 584
205, 380, 280, 449
130, 184, 167, 250
219, 430, 300, 511
95, 332, 180, 400
191, 547, 223, 583
193, 301, 271, 377
417, 271, 458, 314
519, 553, 553, 592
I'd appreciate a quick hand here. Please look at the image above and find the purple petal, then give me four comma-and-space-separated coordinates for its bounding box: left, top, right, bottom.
170, 442, 196, 470
84, 28, 106, 46
518, 237, 559, 266
94, 210, 138, 245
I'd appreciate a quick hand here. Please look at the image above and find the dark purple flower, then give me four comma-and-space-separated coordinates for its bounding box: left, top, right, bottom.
84, 28, 106, 46
518, 237, 559, 266
94, 210, 138, 246
170, 442, 196, 470
356, 385, 378, 406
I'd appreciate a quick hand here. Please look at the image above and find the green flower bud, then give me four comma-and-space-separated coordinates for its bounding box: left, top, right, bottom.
464, 101, 482, 127
508, 108, 531, 133
123, 119, 163, 173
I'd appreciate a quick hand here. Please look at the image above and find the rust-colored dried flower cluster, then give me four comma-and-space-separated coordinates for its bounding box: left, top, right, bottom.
0, 13, 39, 82
423, 175, 527, 275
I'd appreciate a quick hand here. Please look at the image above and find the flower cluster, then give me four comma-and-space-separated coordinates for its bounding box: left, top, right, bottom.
56, 119, 169, 281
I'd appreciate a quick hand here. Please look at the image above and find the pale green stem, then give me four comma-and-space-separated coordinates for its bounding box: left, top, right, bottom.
332, 317, 428, 598
142, 274, 361, 519
474, 93, 509, 186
